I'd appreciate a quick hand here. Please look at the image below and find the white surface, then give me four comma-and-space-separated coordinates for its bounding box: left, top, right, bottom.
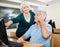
38, 0, 52, 3
0, 2, 20, 9
8, 38, 14, 41
0, 0, 60, 32
6, 28, 16, 36
46, 2, 60, 28
6, 0, 60, 6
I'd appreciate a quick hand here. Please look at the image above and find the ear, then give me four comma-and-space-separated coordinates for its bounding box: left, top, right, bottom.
44, 15, 46, 21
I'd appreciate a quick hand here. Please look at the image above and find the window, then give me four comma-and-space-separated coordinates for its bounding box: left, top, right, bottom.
0, 6, 21, 29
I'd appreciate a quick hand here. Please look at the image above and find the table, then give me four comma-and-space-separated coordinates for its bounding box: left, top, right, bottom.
0, 42, 44, 47
23, 42, 44, 47
51, 28, 60, 47
54, 28, 60, 33
0, 38, 44, 47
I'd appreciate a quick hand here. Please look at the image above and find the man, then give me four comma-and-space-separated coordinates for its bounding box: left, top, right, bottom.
17, 10, 52, 47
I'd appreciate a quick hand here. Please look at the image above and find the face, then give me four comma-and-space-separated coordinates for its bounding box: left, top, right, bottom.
34, 16, 39, 23
37, 11, 46, 21
34, 11, 41, 23
37, 11, 41, 17
34, 11, 46, 23
22, 4, 30, 13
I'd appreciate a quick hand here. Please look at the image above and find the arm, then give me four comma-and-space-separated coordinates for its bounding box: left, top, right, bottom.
40, 21, 52, 39
17, 35, 26, 43
37, 12, 52, 38
5, 20, 13, 29
17, 25, 34, 43
11, 14, 22, 23
5, 14, 22, 29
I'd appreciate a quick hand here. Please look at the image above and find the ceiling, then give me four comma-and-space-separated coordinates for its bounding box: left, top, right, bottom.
0, 0, 60, 6
23, 0, 60, 6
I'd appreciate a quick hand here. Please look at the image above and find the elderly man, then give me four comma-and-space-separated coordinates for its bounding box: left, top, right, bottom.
17, 10, 52, 47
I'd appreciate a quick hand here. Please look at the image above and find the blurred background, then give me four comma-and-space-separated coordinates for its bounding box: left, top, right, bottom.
0, 0, 60, 35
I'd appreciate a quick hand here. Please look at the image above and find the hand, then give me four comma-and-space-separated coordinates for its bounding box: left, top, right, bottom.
5, 23, 9, 29
36, 11, 44, 23
5, 21, 13, 29
37, 12, 45, 27
38, 14, 44, 23
17, 37, 25, 43
38, 15, 46, 27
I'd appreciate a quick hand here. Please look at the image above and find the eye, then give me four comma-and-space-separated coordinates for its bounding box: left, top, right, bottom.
23, 7, 25, 9
26, 6, 29, 8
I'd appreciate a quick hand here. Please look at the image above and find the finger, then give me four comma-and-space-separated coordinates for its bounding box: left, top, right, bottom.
17, 40, 20, 43
5, 24, 8, 29
5, 26, 8, 29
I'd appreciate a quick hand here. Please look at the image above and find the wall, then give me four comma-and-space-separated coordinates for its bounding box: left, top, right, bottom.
0, 2, 18, 36
1, 2, 60, 36
0, 2, 46, 36
0, 2, 20, 9
46, 3, 60, 28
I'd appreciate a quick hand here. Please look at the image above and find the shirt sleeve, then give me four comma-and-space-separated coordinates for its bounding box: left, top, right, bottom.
47, 24, 52, 34
24, 25, 34, 39
11, 14, 22, 23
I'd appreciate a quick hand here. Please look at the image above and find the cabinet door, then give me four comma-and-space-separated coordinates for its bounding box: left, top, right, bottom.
52, 34, 60, 47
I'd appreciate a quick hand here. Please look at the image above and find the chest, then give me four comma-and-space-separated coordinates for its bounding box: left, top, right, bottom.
31, 28, 42, 37
19, 13, 34, 26
24, 14, 30, 19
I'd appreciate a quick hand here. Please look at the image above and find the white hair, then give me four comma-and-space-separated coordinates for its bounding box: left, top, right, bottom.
20, 1, 31, 13
37, 7, 47, 16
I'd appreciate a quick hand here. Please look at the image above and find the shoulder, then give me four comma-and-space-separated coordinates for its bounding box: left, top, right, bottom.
45, 21, 52, 29
17, 13, 23, 18
30, 10, 35, 16
45, 21, 52, 33
29, 24, 36, 29
18, 13, 23, 16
